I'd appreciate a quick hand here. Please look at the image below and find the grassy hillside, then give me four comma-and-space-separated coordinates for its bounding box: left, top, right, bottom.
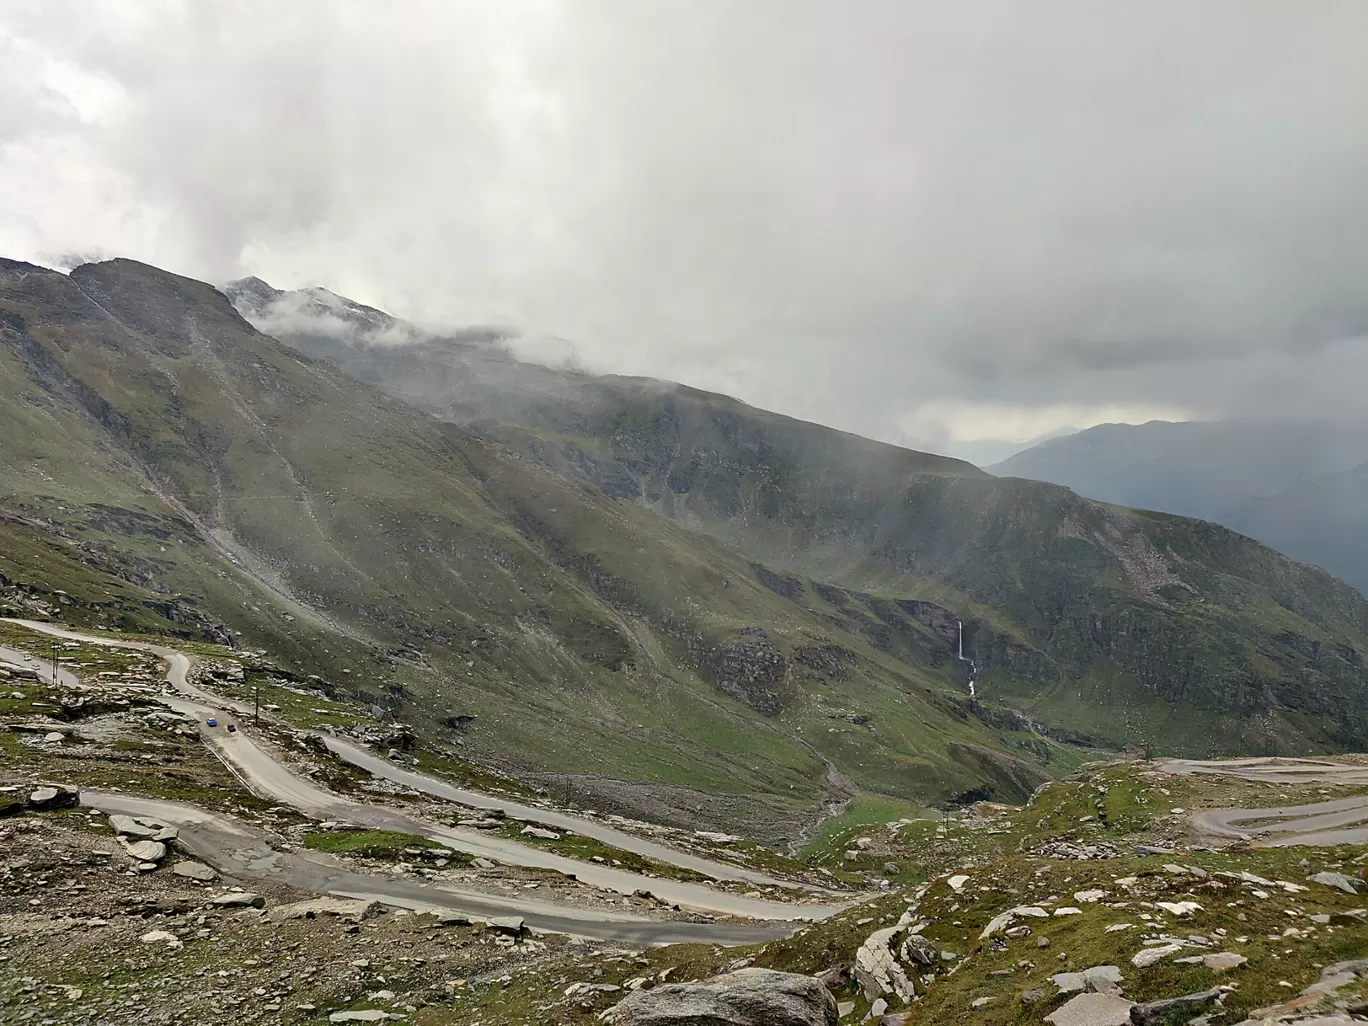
1, 257, 1087, 840
227, 282, 1368, 759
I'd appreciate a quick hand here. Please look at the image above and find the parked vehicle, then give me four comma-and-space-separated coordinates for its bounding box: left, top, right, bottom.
206, 717, 218, 727
227, 724, 237, 733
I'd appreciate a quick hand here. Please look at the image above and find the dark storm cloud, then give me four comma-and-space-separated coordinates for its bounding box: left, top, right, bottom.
3, 0, 1368, 455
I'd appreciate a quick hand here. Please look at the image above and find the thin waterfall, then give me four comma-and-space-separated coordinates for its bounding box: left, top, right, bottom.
956, 619, 977, 698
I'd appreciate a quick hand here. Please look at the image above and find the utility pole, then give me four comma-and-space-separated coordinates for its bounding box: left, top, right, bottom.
254, 680, 260, 724
51, 642, 58, 686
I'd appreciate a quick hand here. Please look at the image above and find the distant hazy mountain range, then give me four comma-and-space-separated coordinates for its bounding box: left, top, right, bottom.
990, 420, 1368, 593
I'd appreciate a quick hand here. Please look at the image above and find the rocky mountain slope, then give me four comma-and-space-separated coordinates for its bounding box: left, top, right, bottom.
3, 257, 1093, 838
222, 277, 1368, 760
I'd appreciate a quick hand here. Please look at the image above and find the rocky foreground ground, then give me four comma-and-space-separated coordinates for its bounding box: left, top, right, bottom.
1, 620, 1365, 1025
2, 758, 1365, 1025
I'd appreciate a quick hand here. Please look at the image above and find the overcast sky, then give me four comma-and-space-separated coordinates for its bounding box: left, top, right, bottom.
4, 1, 1368, 460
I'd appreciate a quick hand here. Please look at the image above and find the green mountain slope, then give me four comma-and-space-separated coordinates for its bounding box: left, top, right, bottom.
2, 257, 1094, 840
222, 279, 1368, 759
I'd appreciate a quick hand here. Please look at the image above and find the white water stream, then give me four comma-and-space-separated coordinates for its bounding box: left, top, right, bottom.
957, 619, 978, 698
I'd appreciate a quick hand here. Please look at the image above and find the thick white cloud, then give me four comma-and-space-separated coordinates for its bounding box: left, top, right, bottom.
3, 0, 1368, 456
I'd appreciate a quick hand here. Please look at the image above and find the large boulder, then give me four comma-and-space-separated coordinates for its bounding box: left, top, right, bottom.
603, 968, 838, 1026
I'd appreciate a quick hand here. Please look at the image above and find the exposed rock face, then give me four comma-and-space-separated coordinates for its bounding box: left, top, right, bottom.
705, 633, 795, 716
603, 968, 838, 1026
854, 927, 916, 1004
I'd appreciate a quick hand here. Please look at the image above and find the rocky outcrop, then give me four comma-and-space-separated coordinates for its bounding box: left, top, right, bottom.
702, 633, 796, 716
603, 968, 838, 1026
854, 927, 917, 1004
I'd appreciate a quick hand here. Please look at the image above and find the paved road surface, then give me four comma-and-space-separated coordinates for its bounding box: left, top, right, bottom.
3, 619, 846, 935
1160, 757, 1368, 847
1192, 794, 1368, 847
1159, 757, 1368, 786
0, 645, 81, 688
85, 791, 796, 945
324, 734, 796, 888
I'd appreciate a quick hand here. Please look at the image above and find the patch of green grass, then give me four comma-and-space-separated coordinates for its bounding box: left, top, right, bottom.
301, 827, 470, 864
803, 794, 930, 861
489, 820, 711, 883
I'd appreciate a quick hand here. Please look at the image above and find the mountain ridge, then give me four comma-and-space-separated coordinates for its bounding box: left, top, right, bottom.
217, 273, 1368, 757
2, 256, 1366, 845
3, 256, 1083, 838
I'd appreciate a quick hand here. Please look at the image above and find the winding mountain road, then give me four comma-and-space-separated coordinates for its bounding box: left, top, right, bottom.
0, 645, 81, 688
1160, 757, 1368, 847
85, 791, 793, 945
4, 619, 846, 941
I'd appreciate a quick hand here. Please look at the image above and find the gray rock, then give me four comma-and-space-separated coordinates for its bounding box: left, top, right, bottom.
566, 982, 622, 996
328, 1013, 395, 1023
1131, 944, 1182, 968
1202, 952, 1247, 971
1308, 871, 1366, 894
1052, 966, 1122, 995
1021, 989, 1049, 1005
109, 814, 161, 839
603, 967, 839, 1026
855, 927, 915, 1002
901, 934, 937, 966
521, 825, 561, 840
122, 839, 167, 863
1046, 993, 1134, 1026
813, 965, 847, 990
27, 785, 78, 810
488, 915, 524, 934
211, 891, 266, 909
1129, 988, 1219, 1026
172, 861, 217, 882
1320, 959, 1368, 979
472, 857, 496, 869
271, 897, 376, 922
